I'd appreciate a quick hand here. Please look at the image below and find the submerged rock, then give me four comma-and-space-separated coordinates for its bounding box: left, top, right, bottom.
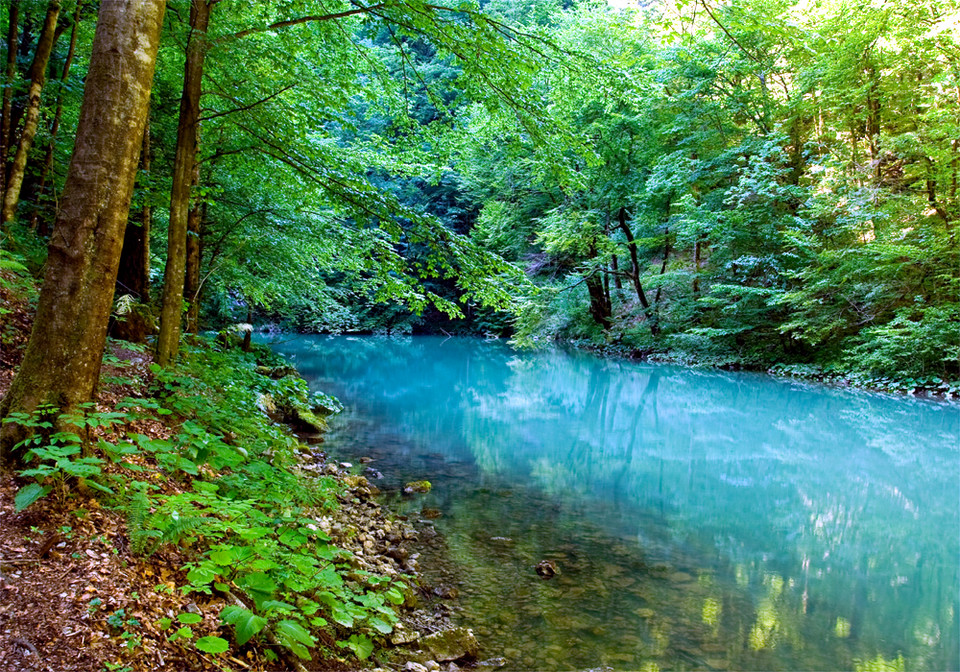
535, 559, 560, 579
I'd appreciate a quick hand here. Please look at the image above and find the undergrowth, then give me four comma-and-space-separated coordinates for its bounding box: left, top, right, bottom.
3, 338, 407, 666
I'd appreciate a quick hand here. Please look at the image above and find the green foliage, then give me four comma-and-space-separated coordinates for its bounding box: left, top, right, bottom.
2, 338, 408, 662
453, 0, 959, 389
14, 483, 51, 512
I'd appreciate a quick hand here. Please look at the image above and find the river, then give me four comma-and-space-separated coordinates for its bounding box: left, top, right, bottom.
267, 335, 959, 672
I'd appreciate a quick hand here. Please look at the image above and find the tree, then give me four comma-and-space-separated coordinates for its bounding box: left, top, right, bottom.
154, 0, 562, 363
156, 0, 213, 366
0, 0, 167, 461
1, 0, 61, 225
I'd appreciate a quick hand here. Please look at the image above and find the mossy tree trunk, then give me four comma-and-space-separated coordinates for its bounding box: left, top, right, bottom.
0, 0, 166, 465
157, 0, 213, 366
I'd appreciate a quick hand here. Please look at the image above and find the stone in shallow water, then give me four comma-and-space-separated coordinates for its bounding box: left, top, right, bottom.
418, 627, 480, 662
535, 559, 559, 579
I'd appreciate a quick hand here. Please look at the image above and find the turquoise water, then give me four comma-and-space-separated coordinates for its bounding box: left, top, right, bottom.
269, 335, 960, 671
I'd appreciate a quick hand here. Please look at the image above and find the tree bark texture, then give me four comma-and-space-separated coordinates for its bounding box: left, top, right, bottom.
0, 0, 20, 199
157, 0, 212, 366
117, 119, 152, 302
0, 0, 166, 462
1, 0, 60, 225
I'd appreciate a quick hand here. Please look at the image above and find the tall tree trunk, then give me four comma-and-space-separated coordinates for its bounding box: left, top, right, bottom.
30, 0, 83, 234
610, 252, 622, 291
585, 270, 612, 330
157, 0, 212, 366
0, 0, 166, 462
117, 118, 152, 302
184, 180, 204, 334
0, 0, 20, 200
693, 235, 706, 295
1, 0, 60, 225
654, 231, 670, 301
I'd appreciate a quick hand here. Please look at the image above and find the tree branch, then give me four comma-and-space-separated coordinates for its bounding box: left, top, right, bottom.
218, 2, 392, 44
198, 83, 296, 122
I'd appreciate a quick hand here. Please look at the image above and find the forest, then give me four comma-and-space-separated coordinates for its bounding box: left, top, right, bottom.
0, 0, 957, 670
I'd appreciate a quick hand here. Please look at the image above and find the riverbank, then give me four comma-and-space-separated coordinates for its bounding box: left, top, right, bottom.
563, 339, 960, 400
0, 277, 487, 671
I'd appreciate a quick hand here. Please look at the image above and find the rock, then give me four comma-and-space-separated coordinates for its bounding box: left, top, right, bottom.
536, 559, 559, 579
255, 364, 298, 379
292, 407, 327, 433
421, 508, 443, 519
474, 658, 508, 671
405, 663, 428, 672
110, 304, 157, 343
391, 626, 420, 646
424, 662, 441, 671
418, 627, 479, 662
343, 475, 368, 489
404, 480, 432, 494
432, 584, 459, 599
386, 546, 410, 562
257, 393, 278, 415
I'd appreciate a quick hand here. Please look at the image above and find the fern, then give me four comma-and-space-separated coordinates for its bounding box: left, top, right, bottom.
158, 514, 208, 546
127, 487, 158, 556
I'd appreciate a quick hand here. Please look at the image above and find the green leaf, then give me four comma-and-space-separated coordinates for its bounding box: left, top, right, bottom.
177, 613, 203, 625
221, 605, 268, 646
209, 548, 238, 566
384, 585, 405, 605
14, 483, 51, 512
196, 636, 230, 654
186, 562, 219, 587
368, 616, 394, 634
342, 633, 374, 660
276, 619, 315, 648
237, 572, 276, 609
168, 626, 193, 642
261, 600, 296, 613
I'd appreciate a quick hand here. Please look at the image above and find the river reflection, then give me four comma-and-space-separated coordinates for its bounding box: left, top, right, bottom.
268, 335, 960, 671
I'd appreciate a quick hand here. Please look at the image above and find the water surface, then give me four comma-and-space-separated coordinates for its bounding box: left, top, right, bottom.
269, 335, 959, 671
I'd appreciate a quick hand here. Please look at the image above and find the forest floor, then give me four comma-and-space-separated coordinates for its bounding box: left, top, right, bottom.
0, 279, 465, 672
0, 281, 272, 672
